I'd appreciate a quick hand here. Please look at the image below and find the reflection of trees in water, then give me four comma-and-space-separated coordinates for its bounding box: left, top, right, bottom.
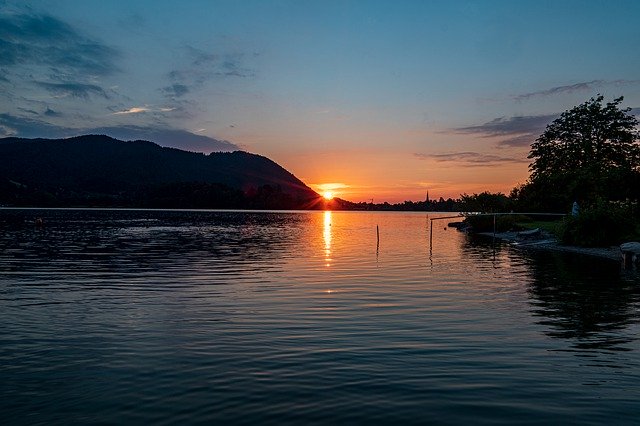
525, 251, 640, 351
0, 210, 304, 274
462, 234, 640, 351
460, 234, 521, 268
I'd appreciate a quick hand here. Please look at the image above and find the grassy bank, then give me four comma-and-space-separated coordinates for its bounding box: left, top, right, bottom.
463, 204, 639, 248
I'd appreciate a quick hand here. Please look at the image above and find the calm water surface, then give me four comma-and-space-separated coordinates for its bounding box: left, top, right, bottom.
1, 209, 639, 424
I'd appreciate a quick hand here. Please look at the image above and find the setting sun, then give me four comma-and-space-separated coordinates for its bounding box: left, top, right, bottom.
323, 191, 334, 200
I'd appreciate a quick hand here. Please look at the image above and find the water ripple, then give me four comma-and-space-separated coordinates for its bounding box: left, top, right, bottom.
1, 209, 639, 424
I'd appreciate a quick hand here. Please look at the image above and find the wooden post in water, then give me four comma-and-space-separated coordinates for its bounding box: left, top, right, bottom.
429, 219, 433, 251
493, 214, 496, 238
376, 225, 380, 244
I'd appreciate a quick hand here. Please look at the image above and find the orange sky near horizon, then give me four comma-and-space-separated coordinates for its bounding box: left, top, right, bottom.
305, 162, 531, 203
239, 132, 533, 203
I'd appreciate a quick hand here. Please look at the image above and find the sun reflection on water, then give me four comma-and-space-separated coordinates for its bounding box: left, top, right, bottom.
323, 210, 332, 267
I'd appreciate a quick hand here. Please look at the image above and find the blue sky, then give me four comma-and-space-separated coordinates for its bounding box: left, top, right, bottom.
1, 0, 639, 201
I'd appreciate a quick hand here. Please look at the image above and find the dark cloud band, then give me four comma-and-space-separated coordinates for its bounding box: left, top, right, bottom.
0, 114, 239, 154
0, 12, 119, 75
415, 151, 528, 167
452, 114, 558, 147
514, 80, 640, 102
36, 81, 108, 99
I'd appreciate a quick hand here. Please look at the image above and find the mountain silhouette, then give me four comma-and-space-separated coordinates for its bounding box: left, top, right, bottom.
0, 135, 322, 209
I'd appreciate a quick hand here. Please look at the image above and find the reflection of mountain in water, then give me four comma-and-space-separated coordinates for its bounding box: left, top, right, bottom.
463, 234, 640, 352
0, 209, 303, 277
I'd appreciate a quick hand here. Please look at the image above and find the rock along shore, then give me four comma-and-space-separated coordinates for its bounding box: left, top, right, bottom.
478, 231, 621, 262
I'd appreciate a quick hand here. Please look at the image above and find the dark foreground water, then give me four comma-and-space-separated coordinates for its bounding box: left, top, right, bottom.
1, 209, 639, 425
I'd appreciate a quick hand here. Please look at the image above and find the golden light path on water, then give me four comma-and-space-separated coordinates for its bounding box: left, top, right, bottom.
323, 210, 332, 268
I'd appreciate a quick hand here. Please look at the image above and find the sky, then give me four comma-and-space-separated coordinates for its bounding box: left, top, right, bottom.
1, 0, 639, 202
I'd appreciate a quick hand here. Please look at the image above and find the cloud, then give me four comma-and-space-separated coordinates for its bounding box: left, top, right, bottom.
187, 45, 218, 66
44, 107, 61, 117
452, 114, 557, 147
217, 59, 255, 78
0, 113, 240, 153
161, 83, 189, 98
0, 11, 120, 114
0, 12, 119, 76
514, 80, 604, 101
514, 79, 640, 102
455, 97, 639, 148
36, 81, 108, 99
0, 113, 72, 138
83, 126, 240, 153
112, 106, 150, 115
455, 115, 556, 137
17, 107, 39, 115
313, 183, 350, 191
414, 151, 528, 167
111, 105, 177, 115
185, 45, 254, 77
160, 45, 255, 100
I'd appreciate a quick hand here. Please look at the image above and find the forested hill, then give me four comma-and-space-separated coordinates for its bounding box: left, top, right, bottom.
0, 135, 322, 209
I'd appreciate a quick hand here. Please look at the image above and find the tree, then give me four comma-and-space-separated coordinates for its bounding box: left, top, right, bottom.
459, 191, 511, 213
525, 95, 640, 210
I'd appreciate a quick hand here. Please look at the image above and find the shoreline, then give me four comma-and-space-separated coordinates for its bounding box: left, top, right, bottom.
478, 231, 621, 262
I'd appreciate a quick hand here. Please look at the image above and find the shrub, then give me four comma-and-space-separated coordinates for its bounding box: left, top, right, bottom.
464, 214, 524, 233
559, 202, 636, 247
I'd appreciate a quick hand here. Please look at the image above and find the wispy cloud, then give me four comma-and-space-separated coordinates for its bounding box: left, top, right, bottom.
454, 96, 639, 148
515, 80, 604, 101
186, 45, 255, 78
514, 79, 640, 101
0, 12, 119, 76
0, 113, 72, 138
416, 181, 452, 190
0, 114, 240, 153
111, 105, 176, 115
36, 81, 108, 99
454, 115, 556, 137
160, 45, 255, 100
313, 183, 350, 191
44, 107, 62, 117
414, 151, 528, 167
87, 126, 240, 153
17, 107, 39, 115
452, 114, 557, 147
0, 10, 121, 117
112, 106, 150, 115
161, 83, 189, 98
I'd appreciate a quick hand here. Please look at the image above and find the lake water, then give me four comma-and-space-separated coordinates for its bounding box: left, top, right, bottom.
1, 209, 639, 424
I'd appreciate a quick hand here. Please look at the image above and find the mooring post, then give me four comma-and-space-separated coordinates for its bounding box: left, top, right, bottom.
429, 219, 433, 251
493, 214, 496, 238
376, 225, 380, 244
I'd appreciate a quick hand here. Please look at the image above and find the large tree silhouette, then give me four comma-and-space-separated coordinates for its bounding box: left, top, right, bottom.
520, 96, 640, 211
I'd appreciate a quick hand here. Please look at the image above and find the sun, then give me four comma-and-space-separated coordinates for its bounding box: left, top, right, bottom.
323, 191, 334, 200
